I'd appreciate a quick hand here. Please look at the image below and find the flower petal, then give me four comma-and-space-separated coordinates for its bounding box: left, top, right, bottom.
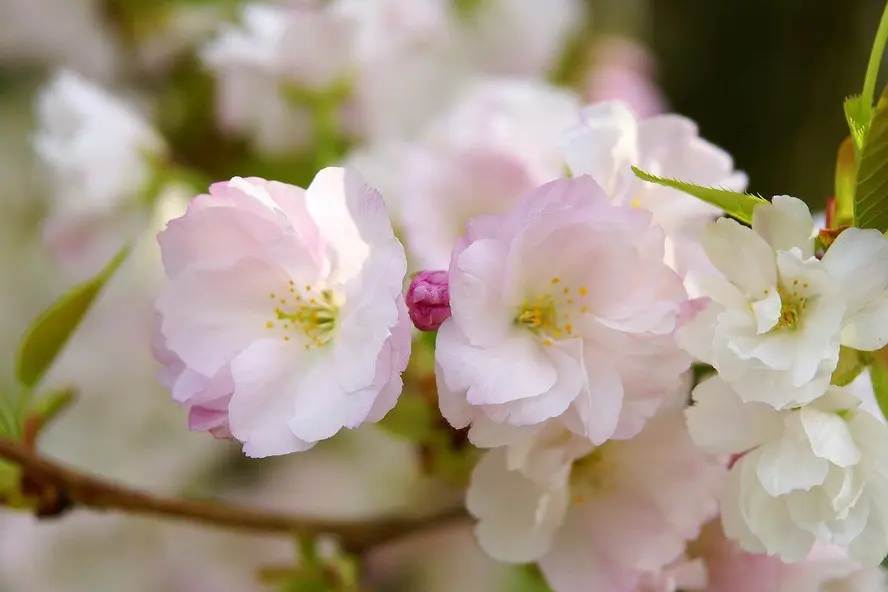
702, 218, 777, 297
467, 449, 566, 563
686, 375, 781, 454
752, 195, 815, 258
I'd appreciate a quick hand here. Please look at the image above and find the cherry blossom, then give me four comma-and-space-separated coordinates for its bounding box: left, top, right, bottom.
584, 37, 666, 120
200, 2, 353, 154
201, 0, 457, 153
33, 70, 164, 276
687, 375, 888, 564
466, 409, 724, 592
402, 78, 579, 269
694, 520, 888, 592
679, 195, 888, 409
458, 0, 583, 78
435, 175, 691, 445
562, 101, 746, 296
154, 168, 411, 457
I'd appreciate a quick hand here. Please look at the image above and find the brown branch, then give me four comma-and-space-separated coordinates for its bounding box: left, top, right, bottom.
0, 438, 465, 553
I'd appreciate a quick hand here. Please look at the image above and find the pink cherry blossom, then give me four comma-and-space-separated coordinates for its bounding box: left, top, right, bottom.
695, 520, 887, 592
435, 175, 691, 446
154, 168, 411, 457
402, 78, 580, 269
465, 409, 725, 592
152, 316, 234, 440
201, 0, 458, 153
33, 70, 165, 278
636, 556, 707, 592
584, 37, 666, 120
460, 0, 584, 78
562, 101, 746, 297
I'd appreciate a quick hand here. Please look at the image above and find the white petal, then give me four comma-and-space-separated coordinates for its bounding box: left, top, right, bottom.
702, 218, 777, 297
752, 195, 815, 258
434, 356, 476, 430
467, 449, 566, 563
228, 339, 314, 457
290, 358, 381, 442
685, 375, 781, 454
435, 321, 558, 406
755, 414, 829, 497
674, 298, 720, 364
539, 509, 640, 592
730, 363, 833, 409
848, 410, 888, 469
750, 290, 781, 334
157, 257, 287, 378
742, 454, 816, 561
562, 101, 639, 197
798, 407, 861, 468
484, 339, 585, 427
842, 295, 888, 351
304, 167, 399, 284
822, 228, 888, 327
821, 463, 866, 515
825, 488, 870, 546
539, 504, 643, 591
782, 487, 837, 540
449, 238, 513, 347
848, 483, 888, 564
573, 349, 623, 444
721, 460, 769, 554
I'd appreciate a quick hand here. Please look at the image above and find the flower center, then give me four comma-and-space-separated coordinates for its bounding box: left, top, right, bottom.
515, 277, 590, 345
569, 445, 615, 504
265, 281, 339, 349
774, 280, 809, 331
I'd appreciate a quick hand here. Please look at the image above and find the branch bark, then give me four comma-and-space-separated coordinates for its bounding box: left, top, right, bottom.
0, 437, 465, 553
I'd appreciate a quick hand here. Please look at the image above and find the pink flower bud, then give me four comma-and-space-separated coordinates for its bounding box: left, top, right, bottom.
406, 270, 451, 331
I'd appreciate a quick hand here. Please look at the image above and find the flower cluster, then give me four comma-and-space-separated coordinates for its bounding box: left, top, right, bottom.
145, 95, 888, 588
682, 195, 888, 563
25, 1, 888, 590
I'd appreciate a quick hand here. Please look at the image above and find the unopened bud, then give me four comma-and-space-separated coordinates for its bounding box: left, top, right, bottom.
406, 270, 451, 331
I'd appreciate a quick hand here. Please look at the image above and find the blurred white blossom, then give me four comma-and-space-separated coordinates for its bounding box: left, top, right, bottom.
458, 0, 583, 77
33, 70, 164, 277
402, 77, 579, 269
0, 0, 118, 80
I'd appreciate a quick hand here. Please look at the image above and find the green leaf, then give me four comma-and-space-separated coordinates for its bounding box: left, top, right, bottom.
631, 166, 768, 225
0, 459, 28, 509
15, 246, 131, 389
869, 353, 888, 424
844, 95, 872, 153
29, 387, 75, 425
453, 0, 485, 20
0, 394, 19, 440
854, 88, 888, 232
834, 136, 858, 227
280, 572, 333, 592
506, 565, 553, 592
831, 347, 867, 387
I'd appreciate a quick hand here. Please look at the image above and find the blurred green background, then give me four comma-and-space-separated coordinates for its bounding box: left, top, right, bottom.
597, 0, 887, 210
